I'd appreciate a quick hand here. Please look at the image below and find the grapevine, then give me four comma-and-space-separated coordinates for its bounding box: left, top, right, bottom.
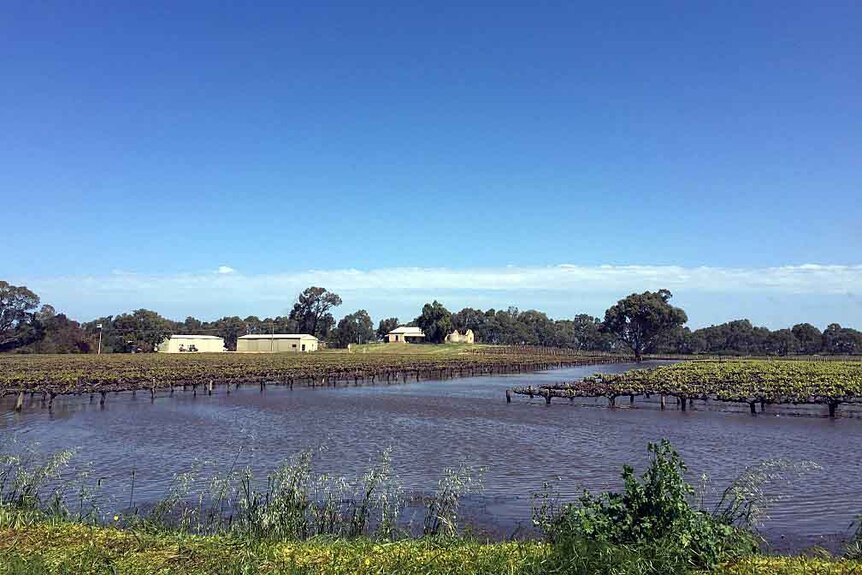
511, 360, 862, 417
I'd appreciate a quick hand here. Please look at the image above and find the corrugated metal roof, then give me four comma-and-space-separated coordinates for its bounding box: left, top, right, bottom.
387, 326, 425, 336
237, 334, 318, 340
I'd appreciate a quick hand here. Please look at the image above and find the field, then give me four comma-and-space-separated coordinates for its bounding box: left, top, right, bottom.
0, 346, 624, 400
513, 360, 862, 415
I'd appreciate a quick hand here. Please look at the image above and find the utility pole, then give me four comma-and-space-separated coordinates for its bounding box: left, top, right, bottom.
97, 324, 103, 354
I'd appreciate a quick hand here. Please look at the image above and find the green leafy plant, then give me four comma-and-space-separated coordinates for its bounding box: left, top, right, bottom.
546, 440, 756, 569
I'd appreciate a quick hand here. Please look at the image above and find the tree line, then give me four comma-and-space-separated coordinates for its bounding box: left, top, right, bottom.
1, 280, 860, 356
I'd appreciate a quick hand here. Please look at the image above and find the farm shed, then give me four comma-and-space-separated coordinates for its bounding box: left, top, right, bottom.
385, 326, 426, 343
237, 334, 319, 353
158, 335, 226, 353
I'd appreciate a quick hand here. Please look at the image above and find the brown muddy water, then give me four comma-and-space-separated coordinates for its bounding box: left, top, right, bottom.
2, 361, 860, 552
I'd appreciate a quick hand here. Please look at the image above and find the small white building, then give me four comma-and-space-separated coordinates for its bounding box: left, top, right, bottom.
158, 335, 226, 353
237, 334, 319, 353
385, 326, 425, 343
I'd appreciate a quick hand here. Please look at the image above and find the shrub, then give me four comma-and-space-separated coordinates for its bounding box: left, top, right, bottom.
544, 440, 756, 569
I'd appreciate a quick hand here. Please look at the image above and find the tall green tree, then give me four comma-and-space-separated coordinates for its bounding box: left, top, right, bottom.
569, 314, 614, 351
182, 316, 204, 333
414, 301, 452, 344
791, 323, 823, 355
479, 309, 504, 344
333, 310, 375, 347
822, 323, 862, 355
288, 287, 342, 338
27, 307, 94, 353
269, 315, 299, 334
603, 289, 688, 361
765, 329, 800, 356
691, 319, 775, 355
518, 310, 557, 345
241, 316, 264, 334
213, 316, 246, 351
0, 281, 44, 352
671, 327, 708, 355
82, 316, 121, 353
451, 308, 487, 336
112, 309, 172, 352
493, 307, 526, 344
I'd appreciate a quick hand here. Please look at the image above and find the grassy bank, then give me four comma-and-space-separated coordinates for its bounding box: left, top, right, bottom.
0, 522, 541, 575
1, 523, 859, 575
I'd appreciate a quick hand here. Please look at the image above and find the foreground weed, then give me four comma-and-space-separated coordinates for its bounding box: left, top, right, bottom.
712, 459, 821, 531
422, 462, 483, 537
847, 515, 862, 560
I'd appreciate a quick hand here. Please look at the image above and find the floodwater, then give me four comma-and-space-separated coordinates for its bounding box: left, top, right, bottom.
2, 362, 860, 552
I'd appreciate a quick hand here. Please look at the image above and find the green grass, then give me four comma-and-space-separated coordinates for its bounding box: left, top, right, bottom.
716, 556, 862, 574
1, 523, 859, 575
0, 522, 543, 575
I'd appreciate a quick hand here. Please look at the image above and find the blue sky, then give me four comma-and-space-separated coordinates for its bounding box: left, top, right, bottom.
1, 2, 860, 327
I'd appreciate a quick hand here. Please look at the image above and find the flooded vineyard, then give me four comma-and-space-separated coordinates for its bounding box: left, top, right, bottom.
509, 360, 862, 417
2, 362, 861, 552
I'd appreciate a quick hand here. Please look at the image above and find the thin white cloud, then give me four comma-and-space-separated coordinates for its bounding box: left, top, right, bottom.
28, 263, 862, 297
16, 263, 861, 327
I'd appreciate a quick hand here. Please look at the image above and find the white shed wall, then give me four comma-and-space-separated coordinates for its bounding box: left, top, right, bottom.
159, 337, 226, 353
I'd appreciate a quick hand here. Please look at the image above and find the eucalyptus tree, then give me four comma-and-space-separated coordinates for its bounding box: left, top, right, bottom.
603, 289, 688, 361
333, 310, 375, 347
289, 287, 342, 338
415, 301, 452, 344
0, 280, 43, 351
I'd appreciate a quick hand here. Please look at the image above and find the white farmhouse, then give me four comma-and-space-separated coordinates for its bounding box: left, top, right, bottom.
385, 326, 426, 343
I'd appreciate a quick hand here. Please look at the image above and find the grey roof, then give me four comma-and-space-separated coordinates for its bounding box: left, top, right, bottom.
238, 334, 318, 340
